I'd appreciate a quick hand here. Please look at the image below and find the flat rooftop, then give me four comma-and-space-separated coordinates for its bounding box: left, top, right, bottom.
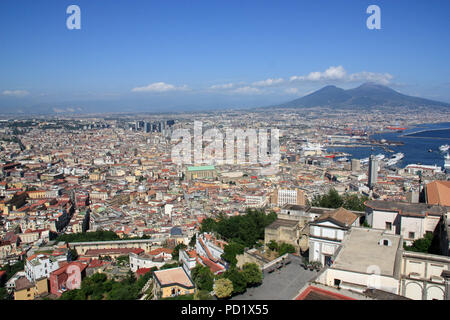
365, 200, 446, 217
154, 267, 194, 288
332, 227, 401, 277
266, 218, 299, 229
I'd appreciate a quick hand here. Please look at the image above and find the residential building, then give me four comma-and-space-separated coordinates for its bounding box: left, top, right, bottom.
317, 227, 403, 295
308, 207, 360, 266
153, 267, 195, 299
365, 200, 446, 245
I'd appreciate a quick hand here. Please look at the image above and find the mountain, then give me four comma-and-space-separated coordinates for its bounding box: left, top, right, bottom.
279, 82, 450, 109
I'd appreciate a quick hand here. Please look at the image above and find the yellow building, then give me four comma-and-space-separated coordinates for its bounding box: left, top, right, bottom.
153, 267, 195, 299
14, 277, 48, 300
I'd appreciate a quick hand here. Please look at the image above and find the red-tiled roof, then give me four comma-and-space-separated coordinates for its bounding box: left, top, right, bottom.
295, 286, 356, 300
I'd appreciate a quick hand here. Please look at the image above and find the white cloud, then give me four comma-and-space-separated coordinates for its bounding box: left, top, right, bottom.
2, 90, 30, 97
348, 71, 393, 85
290, 66, 392, 85
290, 65, 347, 82
131, 82, 189, 93
252, 78, 285, 87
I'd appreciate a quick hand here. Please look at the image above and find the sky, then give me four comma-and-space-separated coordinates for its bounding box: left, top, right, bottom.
0, 0, 449, 114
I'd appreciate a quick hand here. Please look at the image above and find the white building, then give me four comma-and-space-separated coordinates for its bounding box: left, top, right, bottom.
25, 254, 65, 282
196, 233, 226, 262
404, 164, 442, 175
400, 251, 450, 300
129, 248, 173, 272
309, 207, 360, 266
244, 193, 268, 208
273, 188, 305, 207
365, 200, 445, 245
317, 227, 403, 295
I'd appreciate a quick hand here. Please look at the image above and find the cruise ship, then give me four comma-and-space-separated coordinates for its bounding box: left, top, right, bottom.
360, 153, 385, 165
439, 144, 449, 153
385, 152, 405, 167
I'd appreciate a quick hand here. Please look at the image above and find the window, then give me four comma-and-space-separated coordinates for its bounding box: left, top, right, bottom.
385, 222, 392, 230
383, 240, 389, 246
334, 279, 341, 286
409, 232, 415, 239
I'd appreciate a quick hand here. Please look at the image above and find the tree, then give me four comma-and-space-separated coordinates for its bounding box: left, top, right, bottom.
214, 278, 233, 299
278, 242, 296, 256
221, 241, 245, 267
200, 218, 217, 233
191, 265, 214, 292
189, 234, 197, 248
267, 240, 278, 252
194, 289, 213, 300
312, 188, 343, 208
241, 263, 262, 287
223, 268, 247, 295
343, 194, 368, 211
172, 243, 187, 261
404, 233, 434, 253
69, 249, 79, 261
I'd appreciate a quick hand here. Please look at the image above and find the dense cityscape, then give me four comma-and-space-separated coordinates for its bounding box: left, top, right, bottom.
0, 104, 449, 301
1, 0, 449, 308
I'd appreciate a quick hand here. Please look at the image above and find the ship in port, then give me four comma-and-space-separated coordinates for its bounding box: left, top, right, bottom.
360, 153, 385, 165
445, 153, 450, 172
385, 152, 405, 167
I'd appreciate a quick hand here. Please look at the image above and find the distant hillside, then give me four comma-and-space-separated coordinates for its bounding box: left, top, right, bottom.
278, 82, 450, 109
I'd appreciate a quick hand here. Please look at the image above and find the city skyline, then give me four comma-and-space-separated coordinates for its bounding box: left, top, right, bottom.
1, 0, 450, 113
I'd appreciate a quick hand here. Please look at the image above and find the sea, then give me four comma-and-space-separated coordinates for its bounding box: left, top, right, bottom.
327, 122, 450, 168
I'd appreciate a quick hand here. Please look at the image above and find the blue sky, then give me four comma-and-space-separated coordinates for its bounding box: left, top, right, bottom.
0, 0, 449, 113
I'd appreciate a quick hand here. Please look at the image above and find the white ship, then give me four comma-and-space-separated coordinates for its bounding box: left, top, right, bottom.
439, 144, 449, 152
445, 153, 450, 171
302, 142, 326, 152
385, 152, 405, 167
360, 153, 384, 165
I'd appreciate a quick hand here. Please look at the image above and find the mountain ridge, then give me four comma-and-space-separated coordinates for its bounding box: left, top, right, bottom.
276, 82, 450, 109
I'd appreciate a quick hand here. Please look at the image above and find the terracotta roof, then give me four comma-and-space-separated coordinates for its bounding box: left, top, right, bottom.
15, 277, 34, 291
426, 181, 450, 206
317, 207, 359, 226
295, 286, 356, 300
153, 267, 194, 288
83, 248, 143, 256
148, 248, 173, 256
51, 262, 87, 276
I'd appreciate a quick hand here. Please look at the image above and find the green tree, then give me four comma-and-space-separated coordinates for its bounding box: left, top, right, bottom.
343, 194, 368, 211
191, 265, 214, 292
194, 289, 213, 300
214, 278, 233, 299
241, 263, 262, 287
172, 243, 187, 261
223, 268, 247, 295
189, 234, 197, 247
0, 287, 11, 300
221, 241, 245, 267
312, 188, 344, 208
267, 240, 279, 252
278, 242, 296, 256
404, 233, 434, 253
200, 218, 218, 233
